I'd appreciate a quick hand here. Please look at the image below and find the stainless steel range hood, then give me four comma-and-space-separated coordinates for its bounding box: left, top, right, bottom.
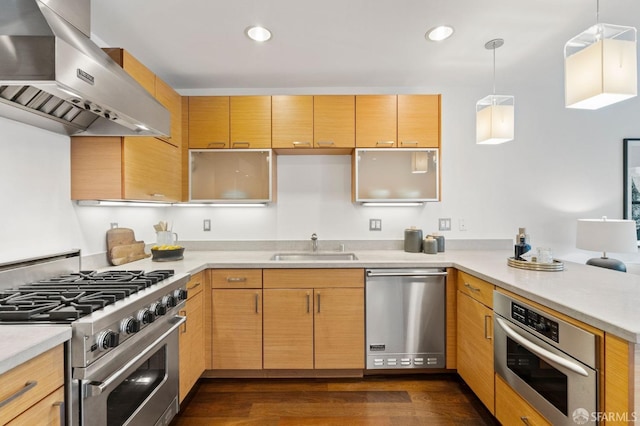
0, 0, 170, 136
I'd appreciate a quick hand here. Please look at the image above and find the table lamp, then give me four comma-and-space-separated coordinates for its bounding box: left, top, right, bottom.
576, 217, 638, 272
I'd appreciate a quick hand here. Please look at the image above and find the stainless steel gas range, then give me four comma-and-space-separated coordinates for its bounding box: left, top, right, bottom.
0, 250, 189, 426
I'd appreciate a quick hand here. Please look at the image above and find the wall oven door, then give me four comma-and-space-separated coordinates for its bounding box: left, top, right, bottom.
78, 315, 185, 426
494, 292, 597, 426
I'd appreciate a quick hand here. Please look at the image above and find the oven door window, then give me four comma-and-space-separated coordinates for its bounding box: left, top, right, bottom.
506, 336, 568, 415
106, 345, 167, 426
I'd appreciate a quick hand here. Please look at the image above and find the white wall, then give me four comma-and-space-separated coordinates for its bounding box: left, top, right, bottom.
2, 75, 639, 264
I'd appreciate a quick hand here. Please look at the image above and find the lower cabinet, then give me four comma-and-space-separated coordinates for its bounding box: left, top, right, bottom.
456, 272, 495, 414
0, 345, 64, 426
262, 269, 365, 370
179, 271, 206, 402
495, 375, 551, 426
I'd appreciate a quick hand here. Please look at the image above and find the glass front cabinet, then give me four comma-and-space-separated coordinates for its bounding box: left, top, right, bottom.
189, 149, 274, 203
353, 148, 439, 203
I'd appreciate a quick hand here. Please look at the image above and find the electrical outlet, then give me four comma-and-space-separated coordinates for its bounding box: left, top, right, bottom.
369, 218, 382, 231
438, 218, 451, 231
110, 222, 118, 229
203, 219, 211, 231
459, 219, 467, 231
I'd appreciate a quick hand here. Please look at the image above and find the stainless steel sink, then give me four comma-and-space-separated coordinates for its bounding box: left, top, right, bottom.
270, 252, 359, 261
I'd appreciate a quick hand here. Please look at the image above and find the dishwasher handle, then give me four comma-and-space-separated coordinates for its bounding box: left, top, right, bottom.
366, 270, 447, 278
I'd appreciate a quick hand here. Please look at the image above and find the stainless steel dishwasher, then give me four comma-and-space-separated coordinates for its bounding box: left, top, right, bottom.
365, 268, 447, 369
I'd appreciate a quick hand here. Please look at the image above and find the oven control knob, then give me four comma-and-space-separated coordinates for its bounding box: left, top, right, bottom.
151, 302, 167, 316
174, 289, 188, 301
120, 317, 141, 334
97, 330, 120, 351
162, 294, 177, 308
137, 308, 156, 324
534, 322, 549, 332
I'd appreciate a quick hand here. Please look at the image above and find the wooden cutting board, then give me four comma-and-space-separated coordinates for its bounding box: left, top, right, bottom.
106, 228, 149, 266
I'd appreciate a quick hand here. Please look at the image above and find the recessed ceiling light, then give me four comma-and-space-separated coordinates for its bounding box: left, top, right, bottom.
426, 25, 454, 42
245, 26, 272, 42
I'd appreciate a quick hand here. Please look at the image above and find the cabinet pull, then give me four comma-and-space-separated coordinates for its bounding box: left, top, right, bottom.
464, 282, 481, 293
401, 140, 419, 146
484, 315, 492, 340
207, 142, 226, 148
226, 277, 247, 283
150, 193, 165, 198
520, 416, 530, 425
255, 293, 260, 313
306, 292, 310, 313
232, 142, 250, 148
375, 141, 395, 147
292, 141, 312, 147
0, 380, 37, 408
187, 281, 201, 290
53, 400, 65, 426
316, 141, 335, 147
317, 293, 321, 313
179, 310, 187, 333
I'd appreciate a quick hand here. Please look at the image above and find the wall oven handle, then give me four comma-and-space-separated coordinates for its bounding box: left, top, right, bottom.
366, 271, 447, 277
495, 317, 589, 377
86, 316, 186, 397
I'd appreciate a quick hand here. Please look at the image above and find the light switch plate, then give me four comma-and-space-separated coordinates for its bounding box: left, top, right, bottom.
203, 219, 211, 231
369, 218, 382, 231
438, 218, 451, 231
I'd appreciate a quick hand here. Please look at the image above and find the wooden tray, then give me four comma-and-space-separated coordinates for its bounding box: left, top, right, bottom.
507, 257, 564, 271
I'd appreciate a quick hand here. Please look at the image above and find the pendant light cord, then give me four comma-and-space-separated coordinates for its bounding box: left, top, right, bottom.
596, 0, 600, 24
492, 45, 496, 95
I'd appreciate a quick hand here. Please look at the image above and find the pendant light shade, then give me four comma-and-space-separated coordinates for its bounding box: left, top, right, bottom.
564, 3, 637, 109
476, 39, 514, 145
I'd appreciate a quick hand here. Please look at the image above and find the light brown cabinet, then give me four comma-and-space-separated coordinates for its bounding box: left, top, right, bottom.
179, 272, 206, 402
230, 96, 271, 148
210, 269, 263, 370
495, 375, 551, 426
272, 95, 313, 149
355, 95, 397, 148
314, 95, 355, 148
188, 96, 230, 148
456, 271, 495, 414
0, 345, 64, 426
397, 94, 440, 148
262, 269, 364, 370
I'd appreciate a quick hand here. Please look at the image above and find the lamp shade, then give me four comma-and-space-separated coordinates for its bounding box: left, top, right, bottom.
576, 218, 638, 253
565, 23, 637, 109
476, 95, 514, 144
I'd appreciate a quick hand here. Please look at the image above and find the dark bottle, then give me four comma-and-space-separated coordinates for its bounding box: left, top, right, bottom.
514, 236, 531, 260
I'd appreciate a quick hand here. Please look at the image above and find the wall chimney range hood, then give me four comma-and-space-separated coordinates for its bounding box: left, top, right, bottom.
0, 0, 170, 136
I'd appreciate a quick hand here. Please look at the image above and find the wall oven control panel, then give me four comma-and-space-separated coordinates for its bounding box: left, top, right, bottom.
511, 302, 559, 343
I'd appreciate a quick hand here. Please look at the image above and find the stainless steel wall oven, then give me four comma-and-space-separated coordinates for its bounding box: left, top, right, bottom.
493, 291, 598, 426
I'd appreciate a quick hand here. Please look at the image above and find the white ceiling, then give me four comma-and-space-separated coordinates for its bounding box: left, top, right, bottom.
90, 0, 640, 94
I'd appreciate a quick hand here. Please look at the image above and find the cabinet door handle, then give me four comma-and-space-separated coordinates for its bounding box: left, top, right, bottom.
207, 142, 226, 148
464, 282, 480, 293
53, 400, 65, 426
180, 309, 187, 333
306, 292, 310, 313
520, 416, 530, 425
375, 141, 395, 147
401, 140, 419, 146
150, 193, 165, 198
316, 141, 335, 147
227, 277, 247, 283
232, 142, 250, 148
317, 293, 321, 313
0, 381, 38, 408
255, 293, 260, 313
292, 141, 312, 147
484, 315, 492, 340
187, 282, 201, 290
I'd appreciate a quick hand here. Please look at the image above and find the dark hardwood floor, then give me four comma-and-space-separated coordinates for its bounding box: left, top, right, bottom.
171, 374, 498, 425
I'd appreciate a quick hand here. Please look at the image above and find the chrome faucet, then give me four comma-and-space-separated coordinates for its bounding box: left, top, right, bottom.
311, 233, 318, 252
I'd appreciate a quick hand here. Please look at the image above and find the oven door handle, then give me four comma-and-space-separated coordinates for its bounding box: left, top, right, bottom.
495, 317, 589, 377
86, 316, 186, 397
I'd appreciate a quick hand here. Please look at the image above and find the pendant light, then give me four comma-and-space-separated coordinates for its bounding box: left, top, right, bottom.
476, 39, 515, 145
564, 0, 637, 109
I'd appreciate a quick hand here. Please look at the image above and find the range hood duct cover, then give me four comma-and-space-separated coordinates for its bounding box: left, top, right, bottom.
0, 0, 170, 136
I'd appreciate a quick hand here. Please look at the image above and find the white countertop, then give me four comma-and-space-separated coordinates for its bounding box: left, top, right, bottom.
0, 325, 71, 375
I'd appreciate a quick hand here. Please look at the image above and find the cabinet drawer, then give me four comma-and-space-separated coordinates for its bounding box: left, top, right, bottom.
495, 375, 551, 426
186, 271, 205, 298
6, 386, 64, 426
457, 271, 494, 308
263, 269, 364, 289
211, 269, 263, 289
0, 346, 64, 425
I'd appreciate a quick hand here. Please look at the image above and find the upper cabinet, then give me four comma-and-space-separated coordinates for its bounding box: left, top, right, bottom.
313, 95, 355, 148
356, 95, 397, 148
230, 96, 272, 148
188, 96, 230, 148
356, 94, 441, 148
272, 95, 313, 149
